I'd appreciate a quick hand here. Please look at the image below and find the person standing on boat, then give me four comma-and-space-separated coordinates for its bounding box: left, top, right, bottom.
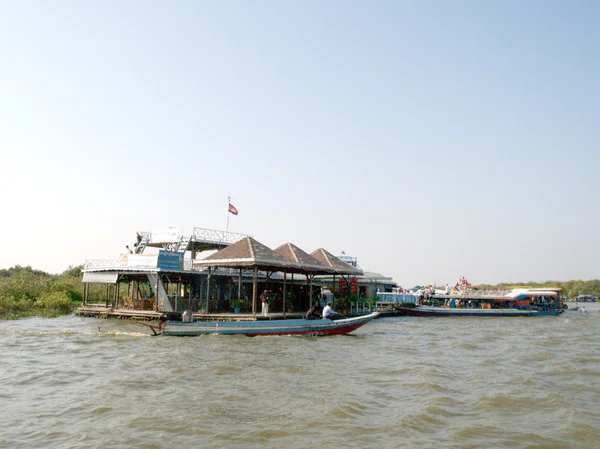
322, 302, 338, 320
260, 291, 269, 316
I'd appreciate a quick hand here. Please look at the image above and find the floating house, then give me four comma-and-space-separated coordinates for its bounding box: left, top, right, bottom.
77, 227, 391, 321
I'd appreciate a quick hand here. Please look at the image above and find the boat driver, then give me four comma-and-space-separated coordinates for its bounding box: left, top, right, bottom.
322, 302, 338, 320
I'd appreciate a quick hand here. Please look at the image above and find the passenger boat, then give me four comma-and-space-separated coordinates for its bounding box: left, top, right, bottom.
141, 312, 380, 336
393, 288, 565, 317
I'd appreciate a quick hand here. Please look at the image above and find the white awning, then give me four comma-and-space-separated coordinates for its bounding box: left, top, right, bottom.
82, 272, 118, 284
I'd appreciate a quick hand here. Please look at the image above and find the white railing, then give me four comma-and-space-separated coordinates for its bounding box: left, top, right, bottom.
192, 227, 249, 245
377, 293, 419, 305
84, 258, 121, 269
459, 288, 512, 297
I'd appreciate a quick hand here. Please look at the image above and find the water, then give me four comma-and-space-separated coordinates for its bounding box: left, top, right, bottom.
1, 304, 599, 449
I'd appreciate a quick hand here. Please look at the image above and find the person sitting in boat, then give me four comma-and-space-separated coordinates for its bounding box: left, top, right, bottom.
305, 304, 321, 320
322, 302, 339, 320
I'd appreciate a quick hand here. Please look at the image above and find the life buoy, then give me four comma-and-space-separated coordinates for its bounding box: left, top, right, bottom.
563, 304, 568, 310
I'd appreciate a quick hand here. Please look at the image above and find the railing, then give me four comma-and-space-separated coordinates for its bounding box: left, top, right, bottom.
191, 227, 249, 245
459, 288, 512, 297
338, 256, 358, 267
376, 293, 419, 305
84, 259, 122, 269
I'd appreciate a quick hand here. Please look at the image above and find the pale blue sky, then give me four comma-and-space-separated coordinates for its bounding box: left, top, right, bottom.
1, 1, 598, 287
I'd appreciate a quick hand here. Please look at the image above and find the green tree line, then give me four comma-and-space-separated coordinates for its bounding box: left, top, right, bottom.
0, 265, 89, 319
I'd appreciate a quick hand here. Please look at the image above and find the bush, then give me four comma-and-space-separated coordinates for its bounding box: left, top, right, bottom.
36, 292, 72, 317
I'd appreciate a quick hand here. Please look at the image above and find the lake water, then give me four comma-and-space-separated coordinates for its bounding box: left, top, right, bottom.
1, 303, 599, 449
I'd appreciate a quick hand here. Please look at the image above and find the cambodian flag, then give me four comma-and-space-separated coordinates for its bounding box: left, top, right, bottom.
228, 203, 238, 215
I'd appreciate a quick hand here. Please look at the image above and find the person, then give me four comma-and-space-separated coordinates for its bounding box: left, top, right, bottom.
305, 304, 320, 320
322, 302, 338, 320
444, 283, 450, 295
135, 232, 142, 248
260, 291, 269, 316
182, 309, 193, 322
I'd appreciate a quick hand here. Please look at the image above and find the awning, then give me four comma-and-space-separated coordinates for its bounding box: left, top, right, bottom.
82, 272, 119, 284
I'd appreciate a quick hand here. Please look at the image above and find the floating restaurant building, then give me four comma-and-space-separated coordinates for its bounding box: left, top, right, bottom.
78, 226, 397, 320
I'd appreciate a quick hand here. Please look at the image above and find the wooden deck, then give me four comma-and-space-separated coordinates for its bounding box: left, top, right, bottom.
75, 304, 306, 321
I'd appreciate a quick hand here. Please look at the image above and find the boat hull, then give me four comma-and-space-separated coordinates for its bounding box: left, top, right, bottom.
162, 312, 380, 336
394, 307, 560, 317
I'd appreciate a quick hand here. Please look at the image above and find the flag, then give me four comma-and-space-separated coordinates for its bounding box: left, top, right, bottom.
341, 249, 345, 255
228, 203, 238, 215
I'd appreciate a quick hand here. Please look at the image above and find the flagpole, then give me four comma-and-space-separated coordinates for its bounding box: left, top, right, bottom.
226, 195, 230, 233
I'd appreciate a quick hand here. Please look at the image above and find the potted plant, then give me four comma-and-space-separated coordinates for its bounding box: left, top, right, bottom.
285, 291, 295, 312
336, 296, 350, 314
232, 299, 244, 313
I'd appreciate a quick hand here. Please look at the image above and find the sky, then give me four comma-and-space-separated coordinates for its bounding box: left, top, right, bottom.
1, 0, 599, 288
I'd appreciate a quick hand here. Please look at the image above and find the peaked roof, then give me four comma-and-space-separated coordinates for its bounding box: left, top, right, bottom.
310, 248, 364, 275
273, 243, 335, 275
196, 237, 298, 271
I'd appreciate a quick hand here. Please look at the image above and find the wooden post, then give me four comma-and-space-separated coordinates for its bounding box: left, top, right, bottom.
238, 269, 242, 303
205, 267, 211, 313
82, 282, 87, 306
252, 265, 258, 315
228, 279, 232, 308
115, 281, 120, 309
332, 274, 336, 310
309, 275, 313, 308
283, 271, 287, 318
105, 283, 110, 308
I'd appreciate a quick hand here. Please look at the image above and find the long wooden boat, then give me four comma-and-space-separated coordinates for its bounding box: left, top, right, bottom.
393, 306, 560, 317
142, 312, 380, 337
394, 288, 565, 317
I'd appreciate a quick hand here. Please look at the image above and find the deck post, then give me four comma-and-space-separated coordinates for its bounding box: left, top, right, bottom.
105, 283, 110, 308
82, 282, 87, 306
309, 275, 313, 308
252, 266, 258, 315
283, 271, 287, 318
205, 267, 211, 313
238, 269, 242, 303
333, 274, 336, 297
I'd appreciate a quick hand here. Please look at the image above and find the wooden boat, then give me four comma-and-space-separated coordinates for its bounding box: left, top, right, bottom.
393, 306, 560, 317
394, 288, 565, 317
141, 312, 380, 336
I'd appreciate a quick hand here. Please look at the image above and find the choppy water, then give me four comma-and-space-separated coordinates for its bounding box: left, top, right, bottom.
1, 304, 599, 449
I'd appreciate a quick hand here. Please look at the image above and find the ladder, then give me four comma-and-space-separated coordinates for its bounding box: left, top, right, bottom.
176, 235, 192, 253
134, 233, 149, 254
